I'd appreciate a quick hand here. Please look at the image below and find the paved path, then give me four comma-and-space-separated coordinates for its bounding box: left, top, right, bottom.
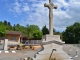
0, 44, 80, 60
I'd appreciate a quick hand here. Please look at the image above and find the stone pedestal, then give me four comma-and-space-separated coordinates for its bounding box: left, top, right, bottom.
4, 39, 8, 50
32, 35, 72, 60
42, 34, 64, 43
33, 43, 73, 60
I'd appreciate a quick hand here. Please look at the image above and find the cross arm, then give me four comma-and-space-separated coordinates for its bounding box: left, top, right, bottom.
44, 3, 49, 8
54, 5, 57, 9
44, 3, 57, 9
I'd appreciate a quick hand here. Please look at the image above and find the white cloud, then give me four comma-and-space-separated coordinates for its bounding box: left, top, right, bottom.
22, 3, 30, 12
9, 0, 30, 14
9, 0, 80, 32
19, 0, 70, 31
9, 1, 21, 13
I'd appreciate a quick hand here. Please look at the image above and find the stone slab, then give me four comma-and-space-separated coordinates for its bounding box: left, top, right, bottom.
12, 51, 16, 53
5, 51, 9, 53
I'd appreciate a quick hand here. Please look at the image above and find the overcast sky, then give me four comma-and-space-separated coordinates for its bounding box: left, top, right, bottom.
0, 0, 80, 32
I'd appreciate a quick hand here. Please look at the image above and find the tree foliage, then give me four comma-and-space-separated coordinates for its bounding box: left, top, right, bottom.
0, 20, 43, 40
4, 20, 7, 25
3, 20, 12, 30
26, 25, 42, 39
0, 22, 6, 38
33, 31, 42, 40
62, 22, 80, 44
42, 25, 49, 35
13, 24, 27, 36
42, 25, 61, 36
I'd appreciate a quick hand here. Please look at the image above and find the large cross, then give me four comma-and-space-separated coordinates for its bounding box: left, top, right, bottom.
44, 0, 57, 35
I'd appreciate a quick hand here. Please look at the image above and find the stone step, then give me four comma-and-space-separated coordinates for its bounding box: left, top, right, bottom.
42, 40, 64, 45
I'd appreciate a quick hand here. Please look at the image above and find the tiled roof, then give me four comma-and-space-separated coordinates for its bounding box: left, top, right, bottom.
6, 31, 21, 35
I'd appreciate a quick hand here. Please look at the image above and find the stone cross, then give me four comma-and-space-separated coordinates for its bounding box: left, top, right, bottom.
44, 0, 57, 35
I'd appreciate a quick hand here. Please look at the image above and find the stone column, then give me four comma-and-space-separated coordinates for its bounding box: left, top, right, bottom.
49, 8, 53, 35
4, 39, 8, 50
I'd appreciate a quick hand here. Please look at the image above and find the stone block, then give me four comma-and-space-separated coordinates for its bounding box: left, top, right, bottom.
14, 46, 17, 50
25, 46, 30, 49
12, 51, 16, 53
5, 51, 9, 53
42, 35, 61, 42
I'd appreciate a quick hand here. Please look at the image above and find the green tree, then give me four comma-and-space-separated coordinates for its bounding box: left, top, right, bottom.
3, 20, 13, 30
0, 22, 6, 39
26, 25, 42, 40
33, 31, 42, 39
53, 28, 56, 33
62, 22, 80, 44
13, 24, 16, 31
7, 22, 11, 26
13, 24, 27, 36
4, 20, 7, 25
42, 25, 49, 35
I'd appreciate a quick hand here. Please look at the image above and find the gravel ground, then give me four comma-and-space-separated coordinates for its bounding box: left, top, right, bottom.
0, 44, 80, 60
62, 44, 80, 60
0, 49, 39, 60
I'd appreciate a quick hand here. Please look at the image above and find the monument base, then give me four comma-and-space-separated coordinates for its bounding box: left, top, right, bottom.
32, 35, 73, 60
42, 34, 64, 43
32, 35, 72, 60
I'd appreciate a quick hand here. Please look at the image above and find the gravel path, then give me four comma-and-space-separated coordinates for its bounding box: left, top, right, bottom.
0, 44, 80, 60
0, 49, 38, 60
62, 44, 80, 60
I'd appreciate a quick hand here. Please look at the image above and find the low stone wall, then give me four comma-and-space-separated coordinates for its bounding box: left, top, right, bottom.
32, 46, 41, 50
7, 45, 41, 50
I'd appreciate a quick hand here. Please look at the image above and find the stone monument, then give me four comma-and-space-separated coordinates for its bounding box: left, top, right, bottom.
44, 0, 57, 35
32, 0, 73, 60
42, 0, 61, 42
42, 0, 60, 42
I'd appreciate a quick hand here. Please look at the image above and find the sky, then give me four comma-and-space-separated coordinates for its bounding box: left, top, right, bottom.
0, 0, 80, 32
